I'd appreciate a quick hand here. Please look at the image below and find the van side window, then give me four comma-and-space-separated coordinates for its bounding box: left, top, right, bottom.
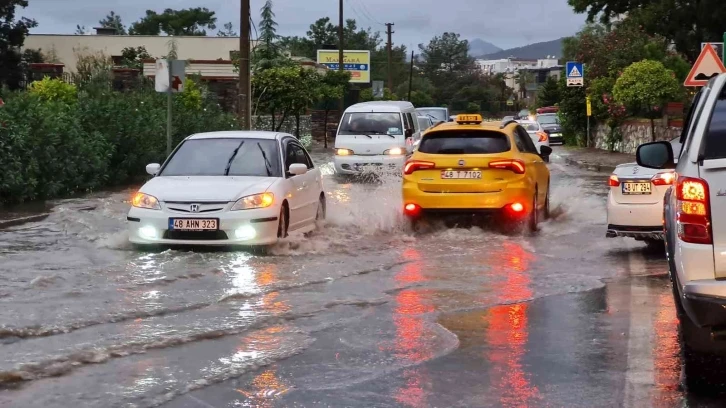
702, 89, 726, 160
403, 113, 412, 131
406, 113, 417, 132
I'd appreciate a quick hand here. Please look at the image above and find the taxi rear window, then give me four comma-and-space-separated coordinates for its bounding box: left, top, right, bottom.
418, 130, 510, 155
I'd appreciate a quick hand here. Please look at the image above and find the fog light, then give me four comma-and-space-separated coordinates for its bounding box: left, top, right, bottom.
404, 203, 421, 216
235, 225, 257, 240
139, 225, 157, 239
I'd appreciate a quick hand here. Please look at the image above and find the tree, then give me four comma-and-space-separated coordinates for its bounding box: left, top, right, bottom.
99, 11, 126, 35
316, 70, 350, 147
567, 0, 726, 61
75, 25, 86, 35
217, 22, 236, 37
537, 76, 561, 107
613, 60, 682, 141
120, 46, 151, 70
514, 70, 534, 99
359, 87, 398, 102
408, 90, 434, 107
0, 0, 37, 90
252, 66, 321, 133
129, 8, 217, 36
417, 33, 478, 104
256, 1, 284, 70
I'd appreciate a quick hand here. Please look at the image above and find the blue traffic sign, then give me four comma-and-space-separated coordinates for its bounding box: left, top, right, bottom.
566, 61, 584, 87
322, 63, 369, 71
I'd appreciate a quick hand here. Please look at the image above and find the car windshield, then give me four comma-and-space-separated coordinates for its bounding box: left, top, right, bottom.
338, 112, 403, 135
160, 138, 282, 177
537, 115, 559, 125
416, 108, 447, 122
418, 130, 511, 154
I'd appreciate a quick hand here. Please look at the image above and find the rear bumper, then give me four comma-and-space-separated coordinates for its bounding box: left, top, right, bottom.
606, 224, 663, 239
683, 281, 726, 327
402, 184, 533, 212
606, 193, 663, 239
547, 134, 564, 144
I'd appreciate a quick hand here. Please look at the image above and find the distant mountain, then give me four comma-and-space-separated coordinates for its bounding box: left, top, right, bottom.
468, 38, 502, 57
481, 38, 565, 60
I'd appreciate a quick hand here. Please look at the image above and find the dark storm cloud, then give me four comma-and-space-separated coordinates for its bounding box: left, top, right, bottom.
22, 0, 585, 49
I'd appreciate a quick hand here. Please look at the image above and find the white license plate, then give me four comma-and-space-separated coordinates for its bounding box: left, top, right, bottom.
441, 170, 482, 179
169, 218, 219, 231
622, 182, 651, 195
550, 133, 562, 137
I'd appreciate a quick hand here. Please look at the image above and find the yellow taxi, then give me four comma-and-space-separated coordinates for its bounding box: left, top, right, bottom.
402, 114, 552, 231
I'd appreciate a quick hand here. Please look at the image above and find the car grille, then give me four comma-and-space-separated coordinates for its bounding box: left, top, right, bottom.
163, 230, 229, 240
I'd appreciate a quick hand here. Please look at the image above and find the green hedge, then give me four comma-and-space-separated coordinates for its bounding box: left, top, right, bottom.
0, 82, 238, 205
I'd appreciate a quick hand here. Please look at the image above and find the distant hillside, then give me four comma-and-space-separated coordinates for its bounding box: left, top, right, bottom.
482, 38, 565, 60
469, 38, 502, 57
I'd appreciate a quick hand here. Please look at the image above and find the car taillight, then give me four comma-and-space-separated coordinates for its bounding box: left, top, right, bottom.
675, 175, 712, 244
488, 159, 525, 174
404, 203, 421, 216
403, 160, 435, 175
608, 174, 620, 187
537, 131, 548, 142
651, 171, 675, 186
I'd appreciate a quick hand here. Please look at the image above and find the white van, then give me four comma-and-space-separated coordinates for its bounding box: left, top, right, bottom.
333, 101, 421, 174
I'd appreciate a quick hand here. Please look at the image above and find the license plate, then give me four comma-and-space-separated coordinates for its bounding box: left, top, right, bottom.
441, 170, 482, 179
622, 182, 651, 195
168, 218, 219, 231
550, 133, 562, 137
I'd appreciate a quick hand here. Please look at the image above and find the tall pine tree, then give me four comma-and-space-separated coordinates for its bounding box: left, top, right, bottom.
255, 1, 285, 70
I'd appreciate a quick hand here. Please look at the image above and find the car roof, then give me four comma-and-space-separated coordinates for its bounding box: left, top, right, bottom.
424, 119, 509, 134
346, 101, 414, 113
186, 131, 286, 140
416, 107, 447, 111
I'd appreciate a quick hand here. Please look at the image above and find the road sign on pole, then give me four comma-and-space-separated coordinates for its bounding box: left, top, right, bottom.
702, 42, 724, 62
566, 61, 584, 87
684, 43, 726, 87
372, 81, 384, 99
155, 59, 187, 155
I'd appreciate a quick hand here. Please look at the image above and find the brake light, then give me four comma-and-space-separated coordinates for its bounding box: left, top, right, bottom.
675, 175, 711, 244
404, 203, 421, 216
510, 202, 524, 212
651, 172, 675, 186
608, 174, 620, 187
488, 159, 525, 174
537, 131, 548, 142
403, 160, 435, 175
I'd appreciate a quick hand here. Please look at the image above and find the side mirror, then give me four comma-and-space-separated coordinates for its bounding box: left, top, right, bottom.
539, 145, 553, 157
146, 163, 161, 176
636, 141, 674, 169
288, 163, 308, 175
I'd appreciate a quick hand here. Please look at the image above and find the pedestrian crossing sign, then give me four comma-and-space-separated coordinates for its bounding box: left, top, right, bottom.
566, 61, 584, 87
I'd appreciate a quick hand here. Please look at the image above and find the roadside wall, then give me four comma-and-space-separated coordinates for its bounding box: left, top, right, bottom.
593, 119, 682, 153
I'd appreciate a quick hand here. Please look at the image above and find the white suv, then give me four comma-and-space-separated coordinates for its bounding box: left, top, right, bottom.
636, 73, 726, 392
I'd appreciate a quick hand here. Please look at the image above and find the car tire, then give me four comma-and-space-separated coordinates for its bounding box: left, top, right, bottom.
680, 309, 726, 393
543, 184, 551, 220
277, 203, 289, 238
528, 190, 539, 232
316, 195, 326, 222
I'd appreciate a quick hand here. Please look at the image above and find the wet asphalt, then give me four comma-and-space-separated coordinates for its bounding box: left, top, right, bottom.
0, 148, 721, 407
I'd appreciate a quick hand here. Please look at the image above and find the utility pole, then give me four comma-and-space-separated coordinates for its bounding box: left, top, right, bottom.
385, 23, 394, 92
239, 0, 251, 130
407, 50, 414, 101
338, 0, 345, 115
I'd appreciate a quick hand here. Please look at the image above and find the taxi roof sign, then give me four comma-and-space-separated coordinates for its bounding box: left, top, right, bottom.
455, 114, 483, 124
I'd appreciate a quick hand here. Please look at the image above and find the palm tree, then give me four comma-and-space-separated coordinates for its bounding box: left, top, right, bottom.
514, 69, 534, 99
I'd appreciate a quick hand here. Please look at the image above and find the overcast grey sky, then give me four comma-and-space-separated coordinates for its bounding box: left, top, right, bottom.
22, 0, 586, 50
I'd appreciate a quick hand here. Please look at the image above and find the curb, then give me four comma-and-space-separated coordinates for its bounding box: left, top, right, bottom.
0, 213, 51, 229
563, 156, 617, 174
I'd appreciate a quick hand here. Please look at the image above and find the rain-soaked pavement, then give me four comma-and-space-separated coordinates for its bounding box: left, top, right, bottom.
0, 148, 719, 407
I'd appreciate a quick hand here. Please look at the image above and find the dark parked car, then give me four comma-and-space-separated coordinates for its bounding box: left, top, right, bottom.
536, 113, 564, 145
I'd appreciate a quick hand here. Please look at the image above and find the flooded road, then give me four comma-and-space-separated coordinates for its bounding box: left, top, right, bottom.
0, 149, 706, 407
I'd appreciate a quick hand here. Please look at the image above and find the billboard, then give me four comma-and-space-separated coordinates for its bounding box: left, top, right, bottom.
316, 50, 370, 83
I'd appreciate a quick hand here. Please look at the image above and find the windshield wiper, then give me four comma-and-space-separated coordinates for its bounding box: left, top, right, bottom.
257, 142, 273, 177
358, 130, 396, 138
224, 140, 245, 176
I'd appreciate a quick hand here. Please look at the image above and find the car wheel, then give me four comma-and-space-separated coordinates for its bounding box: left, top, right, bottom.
277, 204, 288, 238
528, 190, 539, 232
316, 195, 326, 221
680, 307, 726, 394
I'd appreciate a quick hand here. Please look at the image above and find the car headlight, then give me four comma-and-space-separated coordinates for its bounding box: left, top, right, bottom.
384, 147, 405, 155
336, 148, 354, 156
231, 192, 274, 210
131, 192, 161, 210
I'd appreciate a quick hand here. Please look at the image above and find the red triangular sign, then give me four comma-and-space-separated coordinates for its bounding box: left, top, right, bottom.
684, 43, 726, 87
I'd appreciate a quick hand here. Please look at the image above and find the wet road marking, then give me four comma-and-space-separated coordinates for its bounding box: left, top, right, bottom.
624, 248, 655, 407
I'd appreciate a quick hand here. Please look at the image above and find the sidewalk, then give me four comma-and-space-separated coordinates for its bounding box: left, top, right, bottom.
553, 146, 635, 173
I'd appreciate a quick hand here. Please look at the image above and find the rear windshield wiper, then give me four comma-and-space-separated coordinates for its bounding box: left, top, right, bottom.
257, 142, 273, 177
224, 140, 245, 176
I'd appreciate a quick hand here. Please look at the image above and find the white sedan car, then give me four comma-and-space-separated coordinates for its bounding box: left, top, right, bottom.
127, 131, 325, 247
515, 119, 551, 161
606, 137, 682, 244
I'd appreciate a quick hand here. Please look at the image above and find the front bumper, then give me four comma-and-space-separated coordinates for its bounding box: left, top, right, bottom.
683, 281, 726, 327
606, 194, 663, 239
127, 206, 280, 246
333, 154, 406, 175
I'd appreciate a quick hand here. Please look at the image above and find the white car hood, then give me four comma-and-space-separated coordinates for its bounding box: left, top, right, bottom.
612, 162, 660, 178
140, 176, 276, 202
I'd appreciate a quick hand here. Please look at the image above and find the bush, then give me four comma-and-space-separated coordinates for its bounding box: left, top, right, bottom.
28, 77, 78, 105
613, 60, 683, 117
0, 80, 239, 205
